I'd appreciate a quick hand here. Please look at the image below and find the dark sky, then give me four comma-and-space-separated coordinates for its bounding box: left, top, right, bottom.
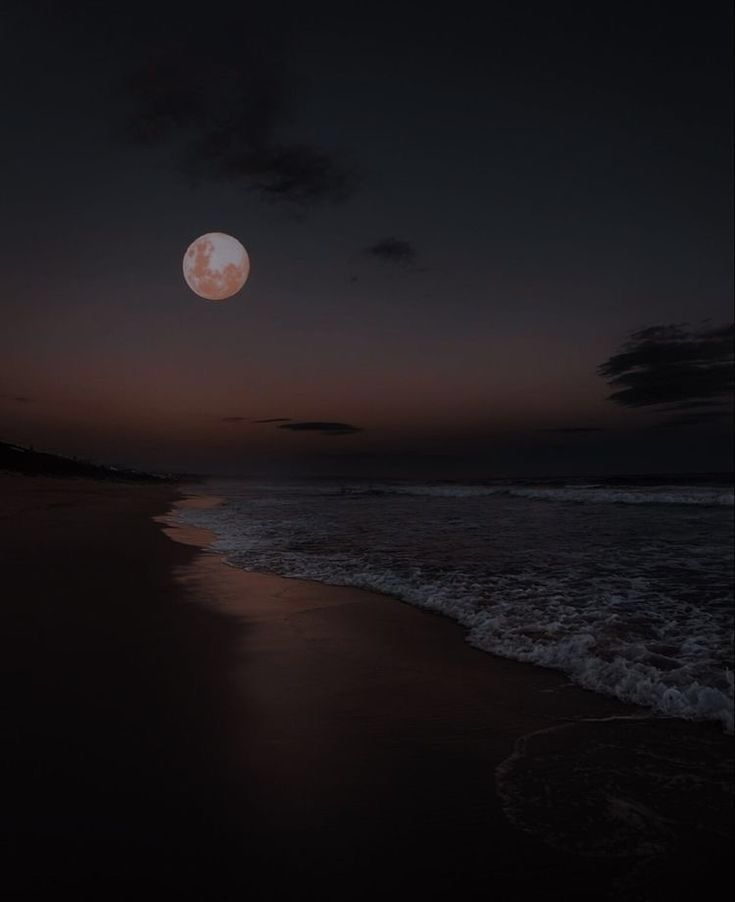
1, 0, 732, 477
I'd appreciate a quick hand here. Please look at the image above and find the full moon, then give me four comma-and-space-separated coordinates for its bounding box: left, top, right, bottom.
183, 232, 250, 301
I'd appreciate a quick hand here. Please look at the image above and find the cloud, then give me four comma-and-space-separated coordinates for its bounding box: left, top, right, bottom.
598, 324, 733, 422
364, 238, 417, 266
542, 427, 607, 433
1, 394, 32, 403
252, 417, 292, 424
123, 37, 356, 208
278, 421, 363, 436
213, 144, 355, 207
221, 416, 248, 423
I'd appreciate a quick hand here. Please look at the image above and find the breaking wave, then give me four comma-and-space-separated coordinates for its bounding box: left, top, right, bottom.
174, 478, 734, 732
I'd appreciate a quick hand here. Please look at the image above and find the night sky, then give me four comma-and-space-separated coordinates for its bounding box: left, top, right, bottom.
1, 1, 732, 477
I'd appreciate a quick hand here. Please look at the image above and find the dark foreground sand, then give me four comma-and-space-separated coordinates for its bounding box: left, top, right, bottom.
3, 476, 732, 900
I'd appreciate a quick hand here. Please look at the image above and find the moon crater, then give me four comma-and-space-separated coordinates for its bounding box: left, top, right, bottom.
183, 232, 250, 301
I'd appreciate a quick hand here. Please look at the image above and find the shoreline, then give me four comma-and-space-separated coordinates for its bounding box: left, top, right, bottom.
164, 490, 733, 734
158, 489, 733, 897
4, 474, 732, 899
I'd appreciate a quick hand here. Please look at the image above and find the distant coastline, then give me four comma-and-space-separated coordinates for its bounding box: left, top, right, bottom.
0, 440, 178, 482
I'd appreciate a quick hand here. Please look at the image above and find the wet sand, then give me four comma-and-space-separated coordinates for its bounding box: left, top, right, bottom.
3, 476, 732, 899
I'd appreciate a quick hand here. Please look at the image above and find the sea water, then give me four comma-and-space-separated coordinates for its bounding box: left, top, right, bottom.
175, 477, 734, 732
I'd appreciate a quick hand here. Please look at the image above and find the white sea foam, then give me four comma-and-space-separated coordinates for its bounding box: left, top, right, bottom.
175, 479, 735, 732
213, 481, 733, 506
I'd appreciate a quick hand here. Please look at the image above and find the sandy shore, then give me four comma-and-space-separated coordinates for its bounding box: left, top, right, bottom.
3, 476, 732, 900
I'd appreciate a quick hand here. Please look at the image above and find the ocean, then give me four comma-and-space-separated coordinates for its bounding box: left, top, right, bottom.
175, 475, 734, 732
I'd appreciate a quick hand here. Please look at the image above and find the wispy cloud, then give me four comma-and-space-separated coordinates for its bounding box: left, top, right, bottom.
364, 238, 417, 266
123, 37, 357, 209
598, 323, 733, 426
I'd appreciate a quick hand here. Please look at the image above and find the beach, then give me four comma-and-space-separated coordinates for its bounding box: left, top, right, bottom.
3, 475, 732, 900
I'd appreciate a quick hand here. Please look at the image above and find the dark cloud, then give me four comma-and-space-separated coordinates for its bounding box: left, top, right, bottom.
221, 416, 247, 423
216, 144, 355, 207
123, 34, 356, 208
598, 323, 733, 415
364, 238, 417, 266
278, 421, 363, 436
542, 427, 607, 433
253, 417, 292, 424
1, 394, 32, 403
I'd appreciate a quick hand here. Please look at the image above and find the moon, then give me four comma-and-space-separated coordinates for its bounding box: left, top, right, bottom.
183, 232, 250, 301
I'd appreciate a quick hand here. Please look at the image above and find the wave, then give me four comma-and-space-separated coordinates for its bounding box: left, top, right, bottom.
174, 483, 734, 733
335, 483, 734, 506
229, 558, 733, 734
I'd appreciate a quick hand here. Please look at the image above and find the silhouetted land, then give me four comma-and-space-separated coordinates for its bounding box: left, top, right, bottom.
0, 440, 173, 482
